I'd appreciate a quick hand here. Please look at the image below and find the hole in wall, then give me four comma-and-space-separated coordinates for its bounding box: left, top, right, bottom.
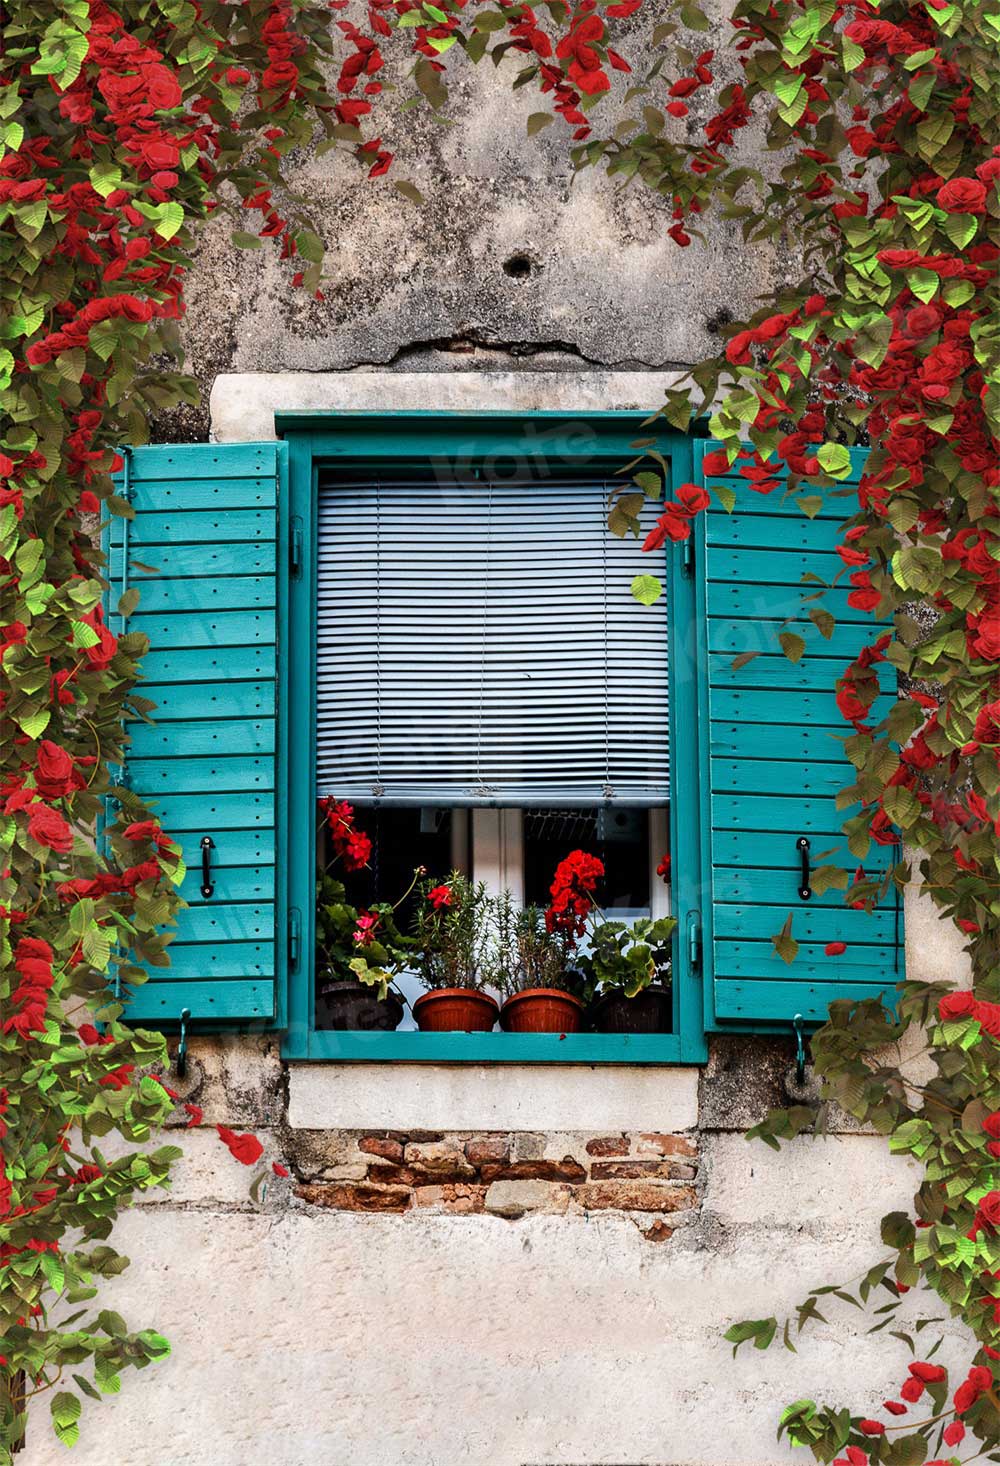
706, 306, 734, 335
502, 253, 536, 281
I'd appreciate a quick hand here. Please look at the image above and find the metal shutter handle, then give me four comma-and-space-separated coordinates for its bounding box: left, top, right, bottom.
796, 836, 812, 901
200, 835, 215, 899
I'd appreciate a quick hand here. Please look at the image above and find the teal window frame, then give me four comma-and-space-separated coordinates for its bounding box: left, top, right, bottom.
279, 411, 708, 1064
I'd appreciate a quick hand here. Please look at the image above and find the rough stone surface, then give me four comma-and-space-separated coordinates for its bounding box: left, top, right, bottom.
484, 1180, 569, 1219
699, 1035, 797, 1133
160, 1035, 284, 1129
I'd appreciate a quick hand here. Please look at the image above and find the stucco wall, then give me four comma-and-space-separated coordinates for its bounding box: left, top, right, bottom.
40, 64, 975, 1461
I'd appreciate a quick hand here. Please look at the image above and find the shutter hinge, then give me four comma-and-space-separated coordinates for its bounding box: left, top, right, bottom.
290, 515, 303, 580
687, 912, 703, 976
288, 907, 301, 972
681, 534, 695, 578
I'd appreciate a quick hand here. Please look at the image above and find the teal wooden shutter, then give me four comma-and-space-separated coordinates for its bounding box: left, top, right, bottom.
108, 442, 286, 1026
695, 440, 901, 1026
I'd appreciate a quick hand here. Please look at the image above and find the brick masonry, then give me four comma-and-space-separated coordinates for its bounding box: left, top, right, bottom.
288, 1128, 699, 1234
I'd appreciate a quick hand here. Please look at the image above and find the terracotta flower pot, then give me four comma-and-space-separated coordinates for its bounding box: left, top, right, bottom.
413, 988, 499, 1033
316, 980, 403, 1032
590, 984, 672, 1035
500, 988, 584, 1034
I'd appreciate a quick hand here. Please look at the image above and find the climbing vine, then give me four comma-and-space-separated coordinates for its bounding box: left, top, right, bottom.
1, 0, 998, 1459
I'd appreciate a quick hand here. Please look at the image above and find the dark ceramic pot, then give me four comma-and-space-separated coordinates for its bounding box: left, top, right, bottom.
412, 988, 499, 1033
316, 980, 403, 1032
590, 984, 672, 1034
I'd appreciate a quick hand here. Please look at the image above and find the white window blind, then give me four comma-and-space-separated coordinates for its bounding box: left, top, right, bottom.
315, 471, 669, 806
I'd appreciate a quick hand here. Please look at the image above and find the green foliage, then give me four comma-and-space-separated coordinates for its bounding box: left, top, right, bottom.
578, 916, 676, 1001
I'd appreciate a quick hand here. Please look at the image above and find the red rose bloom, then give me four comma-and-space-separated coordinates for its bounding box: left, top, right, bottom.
937, 177, 988, 214
34, 740, 77, 800
909, 1361, 946, 1383
27, 803, 73, 853
938, 991, 975, 1021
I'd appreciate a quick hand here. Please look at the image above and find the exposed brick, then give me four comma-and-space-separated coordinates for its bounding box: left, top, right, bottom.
464, 1135, 510, 1167
510, 1132, 547, 1161
636, 1133, 697, 1158
590, 1159, 697, 1181
484, 1180, 570, 1218
387, 1131, 442, 1144
295, 1183, 411, 1213
479, 1156, 587, 1184
572, 1182, 697, 1214
643, 1221, 675, 1243
412, 1184, 487, 1214
359, 1136, 404, 1163
585, 1135, 629, 1158
404, 1141, 475, 1178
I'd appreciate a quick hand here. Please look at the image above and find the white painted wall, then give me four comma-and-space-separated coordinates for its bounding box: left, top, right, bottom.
33, 373, 973, 1466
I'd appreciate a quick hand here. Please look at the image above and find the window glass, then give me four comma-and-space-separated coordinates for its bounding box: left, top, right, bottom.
523, 807, 653, 910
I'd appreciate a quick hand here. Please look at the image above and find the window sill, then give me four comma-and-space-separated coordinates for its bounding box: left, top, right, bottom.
283, 1030, 701, 1064
285, 1054, 701, 1131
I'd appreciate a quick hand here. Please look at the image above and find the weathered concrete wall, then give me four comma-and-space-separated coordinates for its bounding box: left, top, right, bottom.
159, 40, 782, 441
49, 45, 976, 1462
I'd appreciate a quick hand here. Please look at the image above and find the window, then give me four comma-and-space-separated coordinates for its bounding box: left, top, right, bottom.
114, 415, 900, 1064
318, 461, 673, 1037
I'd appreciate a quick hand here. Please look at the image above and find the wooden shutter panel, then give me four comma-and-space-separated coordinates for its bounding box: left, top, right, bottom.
108, 442, 286, 1026
696, 440, 902, 1025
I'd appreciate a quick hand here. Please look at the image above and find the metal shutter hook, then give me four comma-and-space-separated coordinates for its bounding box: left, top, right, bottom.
793, 1013, 806, 1087
176, 1008, 191, 1079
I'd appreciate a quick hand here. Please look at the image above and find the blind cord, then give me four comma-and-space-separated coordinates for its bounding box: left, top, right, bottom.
373, 476, 383, 799
474, 475, 493, 800
603, 480, 612, 802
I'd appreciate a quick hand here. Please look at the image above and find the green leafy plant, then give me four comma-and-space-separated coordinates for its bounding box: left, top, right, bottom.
579, 916, 677, 1003
493, 902, 581, 998
412, 873, 497, 993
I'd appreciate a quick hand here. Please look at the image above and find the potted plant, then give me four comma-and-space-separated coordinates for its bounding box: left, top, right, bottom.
581, 916, 677, 1033
314, 798, 415, 1031
410, 873, 500, 1032
495, 902, 587, 1034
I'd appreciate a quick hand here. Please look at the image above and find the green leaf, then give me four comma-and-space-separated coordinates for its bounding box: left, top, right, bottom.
816, 442, 852, 480
631, 574, 663, 606
296, 230, 324, 264
153, 201, 184, 240
15, 706, 50, 740
70, 619, 101, 649
779, 631, 806, 664
940, 212, 979, 251
527, 112, 554, 136
808, 607, 835, 639
51, 1392, 82, 1448
231, 231, 262, 250
771, 914, 799, 965
393, 180, 424, 205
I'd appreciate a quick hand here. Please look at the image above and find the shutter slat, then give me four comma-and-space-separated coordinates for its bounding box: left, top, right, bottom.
699, 441, 902, 1029
316, 474, 669, 805
109, 442, 283, 1026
